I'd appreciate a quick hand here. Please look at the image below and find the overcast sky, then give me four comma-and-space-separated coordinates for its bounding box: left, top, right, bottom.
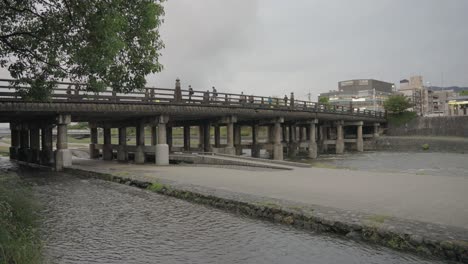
2, 0, 467, 100
149, 0, 468, 100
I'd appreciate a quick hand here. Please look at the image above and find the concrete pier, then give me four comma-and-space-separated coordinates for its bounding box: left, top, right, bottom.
89, 127, 100, 159
103, 128, 113, 161
156, 115, 169, 165
357, 122, 364, 152
117, 127, 128, 162
308, 120, 318, 159
251, 124, 260, 158
234, 124, 242, 155
9, 123, 20, 160
135, 121, 145, 164
55, 114, 71, 171
273, 118, 284, 160
41, 124, 53, 166
335, 121, 344, 154
183, 126, 191, 151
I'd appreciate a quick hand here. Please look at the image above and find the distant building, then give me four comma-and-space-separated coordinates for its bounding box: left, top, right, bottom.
427, 90, 456, 116
448, 95, 468, 116
398, 75, 468, 116
398, 76, 429, 116
319, 79, 395, 112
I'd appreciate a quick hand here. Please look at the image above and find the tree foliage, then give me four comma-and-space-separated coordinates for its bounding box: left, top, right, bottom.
383, 94, 412, 114
318, 96, 330, 105
0, 0, 165, 100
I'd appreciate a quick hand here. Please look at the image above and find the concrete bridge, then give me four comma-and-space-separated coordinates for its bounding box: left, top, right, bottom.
0, 78, 386, 170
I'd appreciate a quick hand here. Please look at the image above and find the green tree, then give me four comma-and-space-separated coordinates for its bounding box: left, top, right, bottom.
383, 95, 412, 114
318, 96, 330, 105
0, 0, 165, 100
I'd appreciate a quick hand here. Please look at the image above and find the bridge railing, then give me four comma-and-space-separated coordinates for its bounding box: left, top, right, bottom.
0, 79, 385, 118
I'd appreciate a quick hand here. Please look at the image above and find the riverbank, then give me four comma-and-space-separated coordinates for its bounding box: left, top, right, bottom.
0, 167, 42, 264
66, 158, 468, 263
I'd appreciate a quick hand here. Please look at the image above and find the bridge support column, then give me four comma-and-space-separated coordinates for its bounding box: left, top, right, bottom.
373, 123, 380, 138
357, 122, 364, 152
117, 127, 128, 162
198, 125, 204, 151
299, 126, 305, 143
183, 126, 191, 151
89, 126, 100, 159
282, 125, 287, 143
103, 128, 113, 161
273, 118, 284, 160
223, 116, 236, 155
214, 125, 221, 148
135, 121, 146, 164
320, 125, 328, 153
41, 124, 53, 166
55, 114, 71, 171
308, 120, 318, 159
18, 124, 30, 162
9, 123, 20, 160
156, 115, 169, 165
29, 125, 40, 164
151, 126, 157, 146
166, 126, 173, 151
234, 124, 242, 155
288, 124, 298, 158
251, 124, 260, 158
336, 121, 344, 154
203, 122, 212, 152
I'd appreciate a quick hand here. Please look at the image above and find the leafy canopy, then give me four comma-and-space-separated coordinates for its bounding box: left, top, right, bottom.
0, 0, 165, 100
318, 96, 330, 105
383, 94, 412, 114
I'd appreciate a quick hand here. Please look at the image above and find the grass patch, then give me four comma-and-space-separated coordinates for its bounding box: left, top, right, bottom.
387, 111, 417, 126
0, 172, 42, 264
147, 182, 170, 192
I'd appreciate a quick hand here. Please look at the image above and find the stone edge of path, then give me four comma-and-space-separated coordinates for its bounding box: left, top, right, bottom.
64, 167, 468, 263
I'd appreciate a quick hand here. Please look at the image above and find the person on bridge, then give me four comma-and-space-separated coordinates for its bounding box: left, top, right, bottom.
212, 86, 218, 101
203, 90, 210, 103
188, 85, 194, 102
284, 94, 288, 106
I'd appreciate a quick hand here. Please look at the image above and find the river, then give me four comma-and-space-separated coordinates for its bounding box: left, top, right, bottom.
303, 151, 468, 177
10, 164, 445, 264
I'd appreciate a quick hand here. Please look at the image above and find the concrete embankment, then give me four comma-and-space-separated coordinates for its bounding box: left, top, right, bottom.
375, 136, 468, 153
65, 164, 468, 263
386, 116, 468, 138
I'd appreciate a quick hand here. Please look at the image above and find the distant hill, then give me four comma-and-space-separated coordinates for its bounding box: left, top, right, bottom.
429, 86, 468, 92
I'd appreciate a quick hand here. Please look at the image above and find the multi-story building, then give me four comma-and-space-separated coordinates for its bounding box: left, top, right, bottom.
427, 90, 456, 116
319, 79, 395, 112
398, 76, 429, 116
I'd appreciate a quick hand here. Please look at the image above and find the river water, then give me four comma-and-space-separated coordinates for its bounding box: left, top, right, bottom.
9, 166, 443, 264
304, 151, 468, 177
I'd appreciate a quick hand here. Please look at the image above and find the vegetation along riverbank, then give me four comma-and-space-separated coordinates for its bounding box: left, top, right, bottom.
0, 170, 42, 264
